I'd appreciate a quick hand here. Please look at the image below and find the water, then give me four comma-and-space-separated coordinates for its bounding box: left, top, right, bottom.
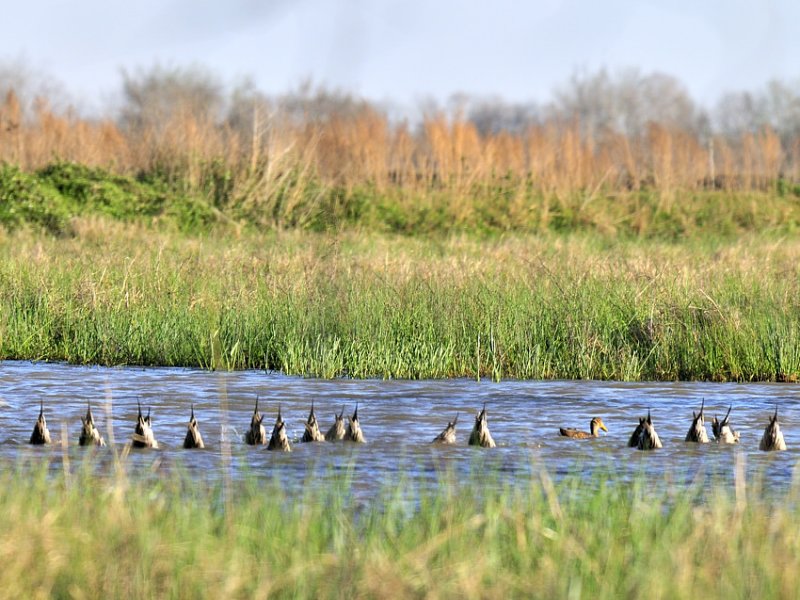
1, 361, 799, 498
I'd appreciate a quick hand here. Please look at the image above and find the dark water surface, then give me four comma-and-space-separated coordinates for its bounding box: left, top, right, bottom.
1, 361, 799, 498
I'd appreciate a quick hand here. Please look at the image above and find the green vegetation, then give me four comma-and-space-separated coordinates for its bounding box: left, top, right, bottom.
1, 458, 796, 598
0, 163, 218, 235
2, 162, 800, 237
0, 223, 798, 381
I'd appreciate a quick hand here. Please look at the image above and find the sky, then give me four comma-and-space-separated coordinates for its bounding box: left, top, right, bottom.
2, 0, 798, 112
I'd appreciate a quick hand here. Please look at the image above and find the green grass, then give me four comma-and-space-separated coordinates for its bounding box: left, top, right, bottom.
1, 456, 798, 598
3, 161, 800, 238
0, 225, 799, 380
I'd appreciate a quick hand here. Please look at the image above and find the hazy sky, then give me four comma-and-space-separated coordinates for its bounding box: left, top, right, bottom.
3, 0, 798, 110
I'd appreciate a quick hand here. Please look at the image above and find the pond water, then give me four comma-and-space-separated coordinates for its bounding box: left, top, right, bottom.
1, 361, 799, 498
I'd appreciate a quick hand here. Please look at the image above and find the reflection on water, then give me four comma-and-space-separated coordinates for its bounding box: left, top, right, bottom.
0, 361, 798, 497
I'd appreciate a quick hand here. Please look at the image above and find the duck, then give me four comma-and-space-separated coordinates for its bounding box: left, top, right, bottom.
345, 404, 366, 443
432, 413, 459, 444
132, 401, 158, 449
29, 400, 51, 445
627, 417, 645, 447
325, 406, 346, 441
759, 407, 787, 451
79, 401, 106, 447
183, 404, 204, 449
636, 410, 662, 450
559, 417, 608, 439
685, 399, 709, 443
245, 397, 267, 446
468, 404, 496, 448
267, 406, 292, 452
301, 402, 325, 443
711, 405, 739, 444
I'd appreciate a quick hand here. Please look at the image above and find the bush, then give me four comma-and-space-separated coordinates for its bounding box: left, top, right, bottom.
0, 164, 70, 234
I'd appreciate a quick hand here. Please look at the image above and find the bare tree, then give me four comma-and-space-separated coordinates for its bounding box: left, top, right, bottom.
714, 91, 767, 137
0, 58, 68, 118
275, 80, 376, 124
466, 96, 540, 135
118, 63, 224, 131
551, 68, 704, 138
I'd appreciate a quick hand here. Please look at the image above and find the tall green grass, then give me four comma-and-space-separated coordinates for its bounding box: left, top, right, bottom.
1, 456, 798, 598
0, 224, 798, 381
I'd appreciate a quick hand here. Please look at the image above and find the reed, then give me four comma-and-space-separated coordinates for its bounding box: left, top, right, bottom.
0, 225, 799, 381
0, 458, 797, 598
2, 88, 800, 239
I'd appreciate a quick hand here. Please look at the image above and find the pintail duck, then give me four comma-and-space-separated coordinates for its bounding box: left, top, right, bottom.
301, 402, 325, 442
29, 400, 51, 445
245, 397, 267, 445
685, 399, 709, 443
183, 404, 204, 449
79, 401, 105, 447
627, 417, 645, 447
345, 404, 366, 443
759, 407, 787, 451
267, 406, 292, 452
559, 417, 608, 439
325, 406, 346, 441
433, 413, 459, 444
711, 405, 739, 444
132, 401, 158, 449
635, 410, 662, 450
468, 404, 496, 448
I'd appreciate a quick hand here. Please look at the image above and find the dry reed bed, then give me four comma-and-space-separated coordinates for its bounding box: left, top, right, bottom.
0, 90, 797, 206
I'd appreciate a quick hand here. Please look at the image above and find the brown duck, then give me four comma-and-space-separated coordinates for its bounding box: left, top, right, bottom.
245, 397, 267, 446
636, 410, 662, 451
29, 400, 51, 445
132, 401, 158, 449
301, 402, 325, 443
759, 407, 787, 451
325, 406, 346, 441
345, 404, 366, 443
711, 405, 739, 444
468, 404, 496, 448
685, 399, 710, 443
433, 414, 459, 444
79, 401, 105, 447
627, 417, 645, 448
559, 417, 608, 439
267, 406, 292, 452
183, 404, 205, 449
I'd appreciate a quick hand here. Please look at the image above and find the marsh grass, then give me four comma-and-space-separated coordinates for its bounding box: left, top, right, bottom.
2, 455, 800, 598
3, 162, 800, 237
0, 224, 799, 381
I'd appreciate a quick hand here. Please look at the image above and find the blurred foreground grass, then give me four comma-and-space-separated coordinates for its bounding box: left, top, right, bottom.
1, 454, 797, 598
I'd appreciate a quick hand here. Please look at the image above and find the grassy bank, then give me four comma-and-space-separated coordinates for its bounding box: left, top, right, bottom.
2, 162, 800, 237
1, 457, 797, 598
0, 224, 799, 381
